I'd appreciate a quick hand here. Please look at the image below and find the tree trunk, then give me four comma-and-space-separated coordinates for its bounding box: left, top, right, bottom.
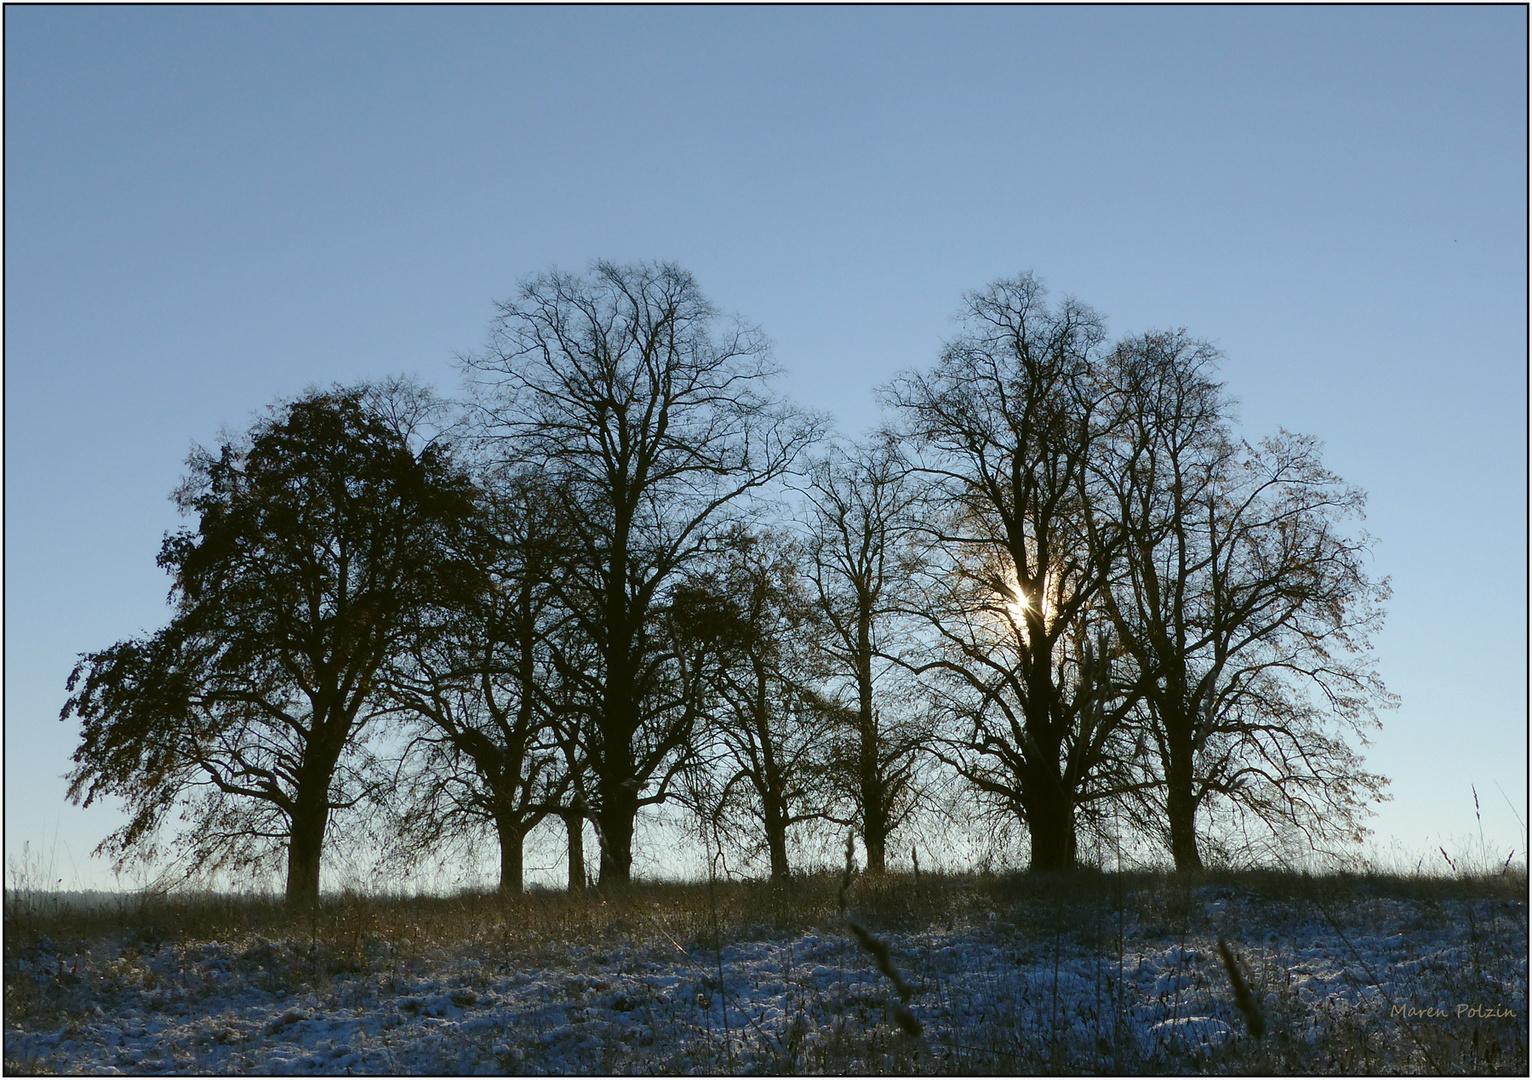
1017, 677, 1078, 870
1021, 735, 1078, 873
1164, 724, 1204, 871
565, 810, 586, 891
1167, 787, 1204, 872
764, 796, 791, 881
496, 816, 527, 896
856, 607, 888, 874
1018, 634, 1078, 873
285, 778, 329, 907
596, 779, 637, 887
864, 762, 888, 870
1026, 793, 1078, 871
597, 817, 633, 886
598, 576, 638, 888
858, 707, 887, 874
862, 808, 888, 875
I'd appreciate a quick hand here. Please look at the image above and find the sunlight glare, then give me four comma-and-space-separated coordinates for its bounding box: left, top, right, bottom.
1006, 583, 1030, 623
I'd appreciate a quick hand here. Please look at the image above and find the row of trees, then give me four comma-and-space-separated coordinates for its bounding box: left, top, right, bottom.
62, 262, 1394, 905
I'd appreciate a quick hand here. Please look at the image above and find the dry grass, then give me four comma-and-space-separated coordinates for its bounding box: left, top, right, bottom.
5, 867, 1527, 1074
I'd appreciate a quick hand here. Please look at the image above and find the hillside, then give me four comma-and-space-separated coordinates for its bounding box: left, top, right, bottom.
4, 870, 1526, 1074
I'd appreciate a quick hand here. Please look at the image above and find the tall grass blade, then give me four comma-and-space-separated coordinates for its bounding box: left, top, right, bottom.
1217, 937, 1265, 1040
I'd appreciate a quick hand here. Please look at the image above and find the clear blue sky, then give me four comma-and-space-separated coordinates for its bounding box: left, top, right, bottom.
6, 6, 1526, 888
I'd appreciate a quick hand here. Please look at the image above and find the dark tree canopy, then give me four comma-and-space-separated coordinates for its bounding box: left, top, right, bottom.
62, 386, 486, 904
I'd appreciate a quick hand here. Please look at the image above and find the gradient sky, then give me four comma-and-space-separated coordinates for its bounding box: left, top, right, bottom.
6, 6, 1526, 889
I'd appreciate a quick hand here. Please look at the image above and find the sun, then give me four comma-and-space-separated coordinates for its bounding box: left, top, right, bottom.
1005, 582, 1031, 623
996, 568, 1055, 634
993, 570, 1032, 625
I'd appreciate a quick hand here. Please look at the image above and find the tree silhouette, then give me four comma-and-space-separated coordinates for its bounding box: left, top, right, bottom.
1088, 332, 1394, 867
888, 274, 1132, 871
679, 528, 838, 880
464, 261, 823, 885
803, 437, 928, 873
385, 467, 572, 894
61, 386, 485, 905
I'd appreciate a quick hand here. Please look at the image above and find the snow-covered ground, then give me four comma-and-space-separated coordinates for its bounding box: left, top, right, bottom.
5, 877, 1526, 1074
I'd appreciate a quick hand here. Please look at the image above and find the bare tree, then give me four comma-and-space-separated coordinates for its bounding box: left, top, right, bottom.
802, 437, 928, 872
1088, 332, 1394, 868
886, 274, 1133, 871
545, 652, 596, 891
464, 261, 824, 885
677, 529, 839, 880
385, 467, 570, 894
